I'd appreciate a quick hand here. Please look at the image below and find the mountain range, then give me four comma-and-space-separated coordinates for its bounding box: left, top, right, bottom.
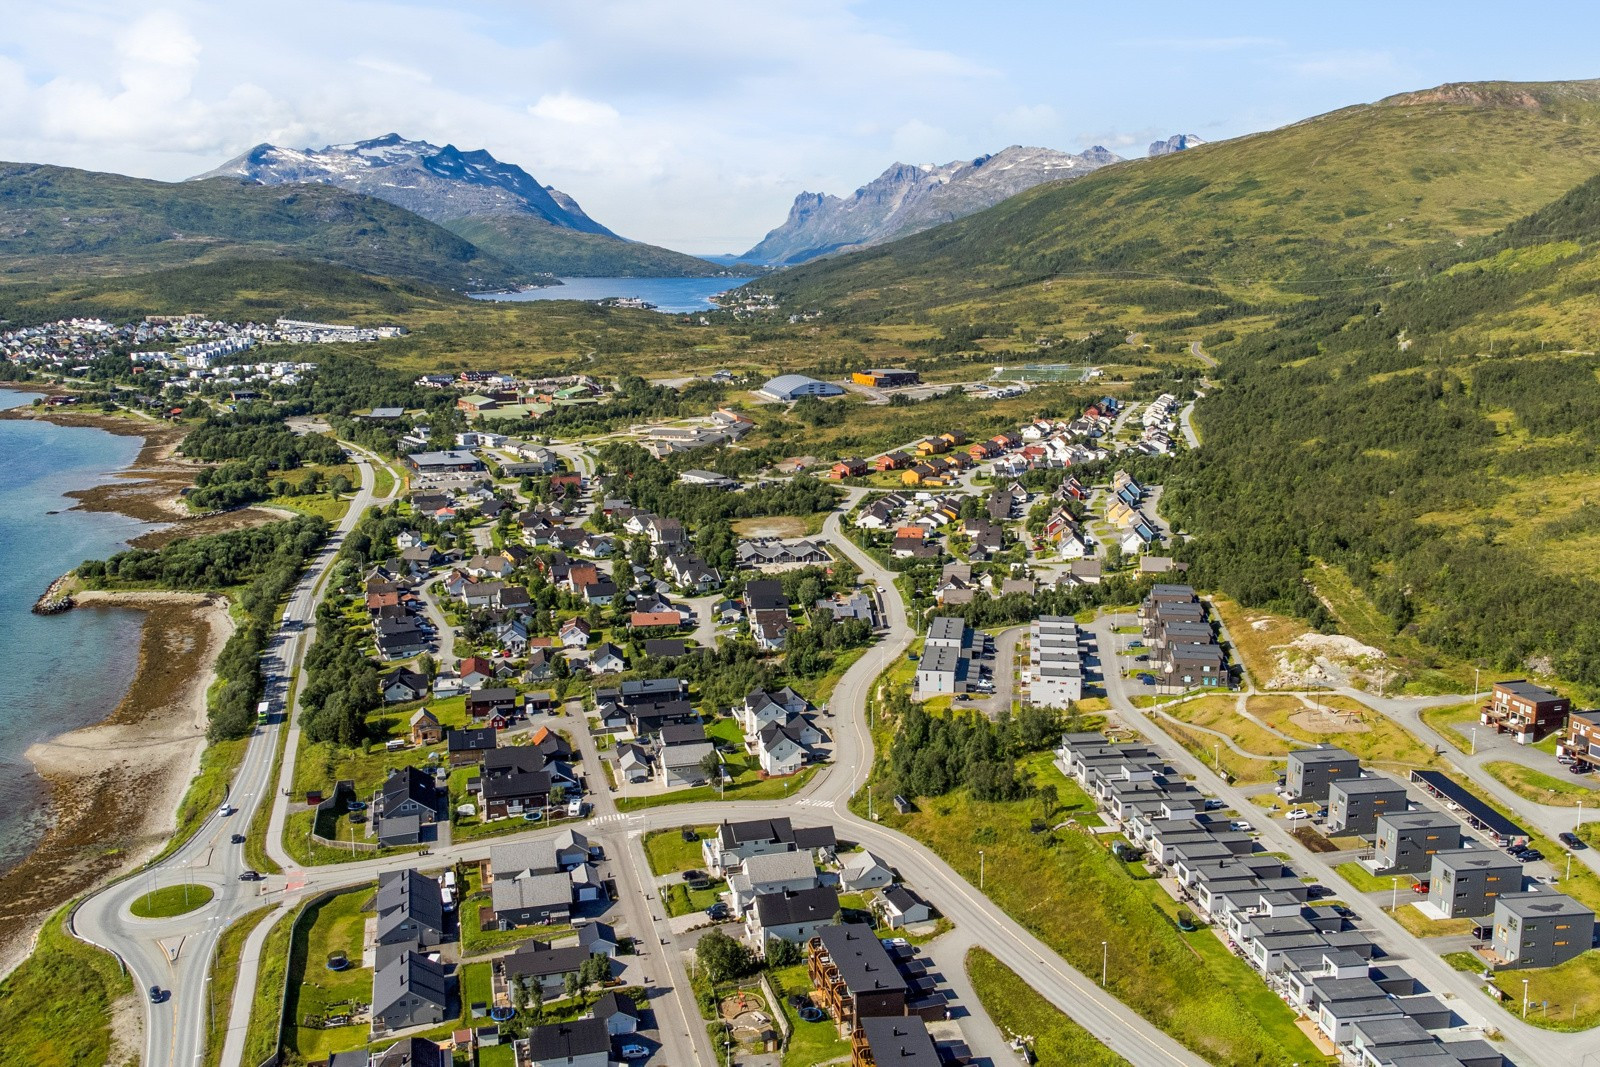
742, 144, 1125, 265
190, 135, 730, 278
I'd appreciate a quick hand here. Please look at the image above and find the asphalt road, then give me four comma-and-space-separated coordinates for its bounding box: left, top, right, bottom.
73, 442, 391, 1067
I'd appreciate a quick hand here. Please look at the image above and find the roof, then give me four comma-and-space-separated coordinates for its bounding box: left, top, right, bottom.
1289, 744, 1358, 767
373, 951, 449, 1015
753, 885, 839, 928
491, 870, 572, 914
857, 1017, 940, 1067
816, 924, 908, 997
1409, 770, 1528, 839
881, 885, 929, 915
376, 869, 445, 941
741, 849, 818, 886
1330, 776, 1407, 796
504, 943, 592, 980
371, 1037, 448, 1067
762, 373, 842, 397
1495, 890, 1595, 921
525, 1018, 610, 1060
592, 990, 639, 1021
1494, 679, 1562, 702
1431, 848, 1521, 874
380, 766, 437, 811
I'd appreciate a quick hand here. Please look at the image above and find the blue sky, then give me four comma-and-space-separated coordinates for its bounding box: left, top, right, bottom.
0, 1, 1596, 251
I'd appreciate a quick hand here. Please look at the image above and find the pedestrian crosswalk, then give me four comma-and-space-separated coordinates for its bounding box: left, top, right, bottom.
591, 812, 635, 825
795, 798, 835, 809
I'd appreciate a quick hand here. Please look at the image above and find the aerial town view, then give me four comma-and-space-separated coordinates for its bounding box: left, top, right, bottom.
5, 5, 1600, 1067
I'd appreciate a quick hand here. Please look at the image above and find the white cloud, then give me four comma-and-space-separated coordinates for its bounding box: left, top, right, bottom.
529, 92, 620, 126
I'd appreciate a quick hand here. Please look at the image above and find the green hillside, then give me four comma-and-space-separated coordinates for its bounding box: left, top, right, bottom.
0, 259, 467, 326
760, 79, 1600, 321
0, 163, 525, 290
1160, 165, 1600, 694
443, 214, 736, 277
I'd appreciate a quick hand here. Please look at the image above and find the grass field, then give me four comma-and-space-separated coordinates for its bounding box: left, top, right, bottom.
1334, 861, 1410, 896
862, 759, 1322, 1066
1385, 903, 1476, 938
1420, 701, 1483, 753
1483, 760, 1600, 808
1247, 694, 1439, 773
1208, 595, 1308, 689
1489, 952, 1600, 1030
664, 879, 728, 918
1156, 716, 1283, 785
643, 826, 719, 875
129, 883, 215, 918
0, 905, 134, 1067
966, 947, 1129, 1066
204, 906, 277, 1067
244, 898, 301, 1065
284, 887, 374, 1062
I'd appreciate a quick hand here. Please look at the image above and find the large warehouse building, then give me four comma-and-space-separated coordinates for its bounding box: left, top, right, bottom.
759, 374, 845, 402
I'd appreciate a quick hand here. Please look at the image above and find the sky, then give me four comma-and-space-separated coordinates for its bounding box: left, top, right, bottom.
1, 1, 1598, 253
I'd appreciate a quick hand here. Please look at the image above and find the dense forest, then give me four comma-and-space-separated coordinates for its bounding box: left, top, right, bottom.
884, 688, 1063, 802
77, 516, 328, 739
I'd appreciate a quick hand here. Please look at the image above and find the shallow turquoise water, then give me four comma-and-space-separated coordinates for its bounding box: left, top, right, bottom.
472, 276, 754, 313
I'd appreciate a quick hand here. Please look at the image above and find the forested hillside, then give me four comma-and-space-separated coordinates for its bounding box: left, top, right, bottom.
1162, 172, 1600, 690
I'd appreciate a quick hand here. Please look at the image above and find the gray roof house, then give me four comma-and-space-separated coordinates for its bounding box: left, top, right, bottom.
748, 885, 840, 947
372, 950, 450, 1034
592, 990, 640, 1036
370, 1037, 450, 1067
879, 885, 934, 929
523, 1018, 610, 1067
374, 869, 446, 948
839, 850, 895, 892
375, 767, 440, 846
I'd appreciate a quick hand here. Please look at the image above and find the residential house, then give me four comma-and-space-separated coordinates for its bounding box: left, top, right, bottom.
756, 716, 822, 776
1326, 777, 1408, 837
447, 727, 499, 767
522, 1019, 610, 1067
375, 869, 447, 948
375, 767, 440, 846
459, 657, 498, 689
1287, 746, 1361, 802
381, 668, 429, 704
409, 709, 442, 746
592, 991, 640, 1036
741, 688, 809, 735
748, 885, 841, 947
729, 850, 822, 914
840, 850, 895, 892
1492, 891, 1595, 969
478, 748, 553, 820
808, 924, 910, 1028
502, 943, 592, 998
659, 739, 716, 788
702, 817, 838, 875
852, 1018, 940, 1067
590, 642, 627, 674
559, 618, 593, 648
467, 687, 517, 721
1482, 681, 1570, 744
372, 951, 450, 1033
1429, 849, 1522, 919
1375, 812, 1463, 874
877, 886, 933, 929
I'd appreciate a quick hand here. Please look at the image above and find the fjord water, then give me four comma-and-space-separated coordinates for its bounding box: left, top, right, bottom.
0, 392, 145, 873
474, 275, 754, 312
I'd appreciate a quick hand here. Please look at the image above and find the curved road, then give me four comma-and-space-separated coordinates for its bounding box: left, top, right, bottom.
73, 442, 393, 1067
95, 451, 1217, 1067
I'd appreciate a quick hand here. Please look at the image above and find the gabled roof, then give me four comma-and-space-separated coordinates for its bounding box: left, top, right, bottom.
525, 1019, 610, 1060
752, 885, 839, 929
373, 951, 449, 1016
376, 869, 445, 942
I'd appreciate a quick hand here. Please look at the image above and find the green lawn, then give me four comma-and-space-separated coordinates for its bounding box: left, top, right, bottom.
205, 906, 278, 1067
663, 879, 728, 918
767, 963, 851, 1067
285, 887, 375, 1062
706, 716, 745, 748
477, 1045, 516, 1067
1484, 760, 1600, 808
129, 883, 215, 918
245, 897, 302, 1065
858, 758, 1323, 1067
0, 905, 133, 1067
615, 765, 821, 812
460, 961, 494, 1014
643, 825, 717, 875
967, 948, 1129, 1066
1334, 861, 1404, 895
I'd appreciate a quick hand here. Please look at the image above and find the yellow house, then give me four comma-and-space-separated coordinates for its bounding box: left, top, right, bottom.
902, 468, 925, 486
1107, 500, 1136, 527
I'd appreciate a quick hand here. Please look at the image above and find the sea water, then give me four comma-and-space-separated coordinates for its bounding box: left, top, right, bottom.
0, 392, 147, 874
473, 276, 754, 313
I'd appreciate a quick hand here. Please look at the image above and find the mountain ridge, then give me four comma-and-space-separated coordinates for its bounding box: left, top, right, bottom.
192, 134, 730, 278
743, 144, 1123, 265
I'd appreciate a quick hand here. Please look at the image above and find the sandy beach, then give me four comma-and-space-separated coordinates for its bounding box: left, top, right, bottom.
0, 593, 233, 975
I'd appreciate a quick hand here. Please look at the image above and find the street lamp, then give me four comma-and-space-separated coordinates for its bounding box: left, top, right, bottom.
979, 850, 985, 890
1391, 876, 1399, 913
1523, 978, 1531, 1019
1470, 727, 1477, 756
1101, 941, 1108, 986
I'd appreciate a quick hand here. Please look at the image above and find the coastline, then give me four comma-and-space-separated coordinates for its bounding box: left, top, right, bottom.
0, 593, 233, 975
0, 392, 266, 975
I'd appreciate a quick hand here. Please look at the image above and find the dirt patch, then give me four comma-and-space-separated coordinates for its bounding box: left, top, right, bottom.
731, 516, 808, 538
1292, 827, 1339, 854
0, 594, 233, 975
1289, 707, 1370, 735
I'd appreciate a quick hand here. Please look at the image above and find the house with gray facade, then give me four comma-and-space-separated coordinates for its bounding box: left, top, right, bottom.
1327, 777, 1408, 837
1428, 849, 1522, 919
1374, 811, 1462, 874
1492, 891, 1595, 969
1287, 745, 1360, 802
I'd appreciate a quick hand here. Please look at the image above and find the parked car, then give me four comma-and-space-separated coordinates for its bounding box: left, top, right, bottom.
1560, 832, 1586, 850
619, 1045, 649, 1060
1520, 849, 1544, 863
1411, 880, 1431, 894
1573, 763, 1592, 775
1137, 673, 1156, 685
1230, 821, 1253, 833
705, 902, 730, 921
1285, 808, 1311, 821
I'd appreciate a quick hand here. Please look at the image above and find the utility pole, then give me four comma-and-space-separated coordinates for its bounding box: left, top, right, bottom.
979, 850, 985, 891
1101, 941, 1108, 986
